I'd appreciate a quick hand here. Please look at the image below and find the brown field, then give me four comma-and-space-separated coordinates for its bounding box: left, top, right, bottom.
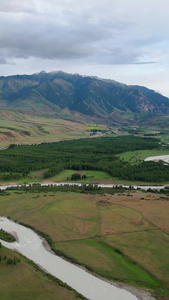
102, 192, 169, 234
0, 111, 90, 146
0, 189, 169, 298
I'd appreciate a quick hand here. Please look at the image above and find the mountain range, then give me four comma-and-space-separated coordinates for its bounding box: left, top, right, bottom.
0, 70, 169, 125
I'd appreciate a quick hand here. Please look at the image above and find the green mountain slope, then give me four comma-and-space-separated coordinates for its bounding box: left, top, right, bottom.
0, 71, 169, 124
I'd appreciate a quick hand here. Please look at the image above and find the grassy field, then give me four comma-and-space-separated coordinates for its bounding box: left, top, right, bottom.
0, 169, 114, 184
0, 247, 86, 300
0, 189, 169, 298
55, 239, 162, 289
1, 109, 169, 148
51, 169, 114, 183
82, 124, 108, 130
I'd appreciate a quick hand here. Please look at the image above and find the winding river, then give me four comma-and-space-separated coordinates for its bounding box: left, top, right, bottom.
0, 217, 138, 300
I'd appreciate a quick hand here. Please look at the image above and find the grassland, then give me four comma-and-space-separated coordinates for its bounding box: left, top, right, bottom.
0, 247, 86, 300
82, 124, 108, 131
0, 189, 169, 298
0, 110, 90, 147
51, 170, 114, 183
0, 169, 114, 185
1, 108, 169, 149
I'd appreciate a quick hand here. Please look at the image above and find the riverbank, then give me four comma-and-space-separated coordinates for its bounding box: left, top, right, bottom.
0, 217, 139, 300
38, 223, 155, 300
0, 180, 167, 191
0, 217, 156, 300
0, 186, 168, 299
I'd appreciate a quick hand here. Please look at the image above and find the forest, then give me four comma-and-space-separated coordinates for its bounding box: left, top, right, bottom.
0, 135, 169, 182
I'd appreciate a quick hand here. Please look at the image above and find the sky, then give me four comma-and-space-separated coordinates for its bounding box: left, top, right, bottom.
0, 0, 169, 96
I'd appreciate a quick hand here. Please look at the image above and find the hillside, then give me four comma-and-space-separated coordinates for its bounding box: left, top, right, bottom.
0, 71, 169, 126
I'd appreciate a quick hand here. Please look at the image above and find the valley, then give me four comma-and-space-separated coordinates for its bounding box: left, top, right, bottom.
0, 110, 90, 146
0, 133, 169, 299
0, 72, 169, 299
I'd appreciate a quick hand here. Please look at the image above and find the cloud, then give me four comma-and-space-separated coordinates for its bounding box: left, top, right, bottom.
0, 57, 15, 65
0, 12, 130, 61
0, 0, 169, 68
0, 0, 35, 13
0, 57, 8, 64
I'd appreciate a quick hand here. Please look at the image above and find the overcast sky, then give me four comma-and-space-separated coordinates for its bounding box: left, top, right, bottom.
0, 0, 169, 96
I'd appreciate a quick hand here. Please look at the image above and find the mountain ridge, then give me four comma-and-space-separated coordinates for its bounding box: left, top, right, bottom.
0, 71, 169, 125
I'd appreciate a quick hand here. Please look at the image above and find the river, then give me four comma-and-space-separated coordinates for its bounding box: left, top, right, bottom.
0, 181, 167, 191
144, 154, 169, 163
0, 217, 138, 300
0, 156, 166, 299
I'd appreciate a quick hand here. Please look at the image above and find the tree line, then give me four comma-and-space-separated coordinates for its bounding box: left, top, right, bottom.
0, 135, 168, 182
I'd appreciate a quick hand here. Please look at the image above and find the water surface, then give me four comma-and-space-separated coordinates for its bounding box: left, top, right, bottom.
145, 154, 169, 163
0, 182, 166, 191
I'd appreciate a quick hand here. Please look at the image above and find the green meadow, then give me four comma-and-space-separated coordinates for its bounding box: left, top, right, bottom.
55, 239, 162, 289
82, 124, 108, 131
0, 169, 114, 184
51, 170, 114, 182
